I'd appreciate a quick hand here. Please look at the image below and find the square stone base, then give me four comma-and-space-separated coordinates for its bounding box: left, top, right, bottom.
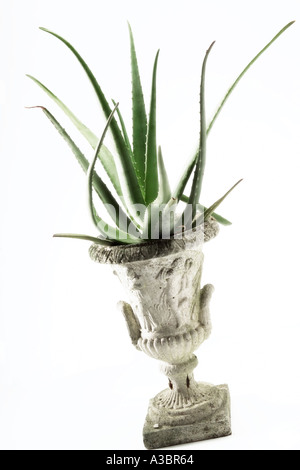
143, 384, 231, 449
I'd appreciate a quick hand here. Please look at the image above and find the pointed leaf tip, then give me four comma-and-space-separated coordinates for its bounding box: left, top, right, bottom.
145, 48, 160, 205
25, 105, 46, 110
208, 40, 216, 51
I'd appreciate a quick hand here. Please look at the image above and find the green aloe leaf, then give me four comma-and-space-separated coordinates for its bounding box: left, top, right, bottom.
88, 103, 119, 231
156, 146, 171, 205
173, 21, 295, 206
180, 194, 232, 225
128, 24, 147, 195
26, 74, 123, 199
204, 209, 232, 226
128, 23, 148, 194
39, 27, 145, 207
195, 179, 243, 225
87, 103, 143, 244
145, 50, 160, 205
26, 74, 98, 147
111, 98, 133, 158
188, 42, 215, 218
207, 21, 295, 134
173, 153, 197, 201
30, 106, 131, 230
53, 233, 114, 245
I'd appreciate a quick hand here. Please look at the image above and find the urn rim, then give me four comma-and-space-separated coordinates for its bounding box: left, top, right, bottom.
89, 217, 219, 264
89, 217, 219, 265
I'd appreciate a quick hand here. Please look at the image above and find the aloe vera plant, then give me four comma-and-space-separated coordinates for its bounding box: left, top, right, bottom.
27, 21, 294, 246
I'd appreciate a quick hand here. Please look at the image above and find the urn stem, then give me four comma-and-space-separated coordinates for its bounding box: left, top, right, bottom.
159, 355, 201, 409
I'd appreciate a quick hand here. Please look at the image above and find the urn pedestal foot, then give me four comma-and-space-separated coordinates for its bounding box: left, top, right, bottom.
143, 383, 231, 449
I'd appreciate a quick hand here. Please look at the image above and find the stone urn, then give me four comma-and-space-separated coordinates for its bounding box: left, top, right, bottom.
89, 218, 231, 449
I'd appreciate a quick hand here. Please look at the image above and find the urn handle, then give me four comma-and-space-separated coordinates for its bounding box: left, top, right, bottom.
199, 284, 214, 338
118, 301, 141, 349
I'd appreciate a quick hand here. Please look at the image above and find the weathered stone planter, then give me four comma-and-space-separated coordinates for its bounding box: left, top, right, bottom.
89, 218, 231, 449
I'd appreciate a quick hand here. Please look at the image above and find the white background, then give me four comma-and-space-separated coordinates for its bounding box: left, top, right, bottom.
1, 0, 300, 450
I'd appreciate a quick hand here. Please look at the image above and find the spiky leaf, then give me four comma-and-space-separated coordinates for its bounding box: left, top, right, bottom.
180, 194, 232, 225
39, 27, 144, 207
188, 42, 215, 217
128, 23, 148, 193
207, 21, 295, 134
31, 106, 131, 230
27, 75, 123, 199
112, 98, 133, 158
156, 146, 171, 205
194, 179, 243, 225
145, 50, 160, 205
173, 21, 295, 204
87, 103, 143, 244
53, 233, 113, 245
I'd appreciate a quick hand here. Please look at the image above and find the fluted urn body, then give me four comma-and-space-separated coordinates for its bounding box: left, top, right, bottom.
89, 219, 231, 449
